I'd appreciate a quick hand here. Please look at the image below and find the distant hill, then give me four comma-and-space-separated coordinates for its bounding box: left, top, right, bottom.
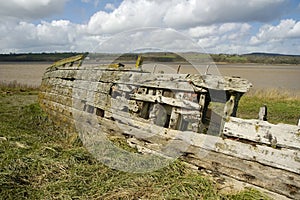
243, 52, 300, 57
1, 52, 300, 65
211, 53, 300, 64
0, 53, 82, 62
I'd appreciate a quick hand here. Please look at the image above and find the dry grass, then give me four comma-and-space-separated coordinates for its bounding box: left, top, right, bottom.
0, 89, 271, 199
238, 88, 300, 124
246, 88, 300, 100
0, 80, 39, 95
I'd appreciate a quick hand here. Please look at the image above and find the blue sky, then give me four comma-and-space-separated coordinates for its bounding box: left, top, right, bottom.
0, 0, 299, 54
43, 0, 122, 24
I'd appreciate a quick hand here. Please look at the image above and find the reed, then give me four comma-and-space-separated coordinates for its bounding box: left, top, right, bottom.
246, 88, 300, 100
0, 80, 39, 94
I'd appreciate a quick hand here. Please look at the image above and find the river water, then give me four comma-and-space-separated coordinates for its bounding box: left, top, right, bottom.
1, 62, 299, 93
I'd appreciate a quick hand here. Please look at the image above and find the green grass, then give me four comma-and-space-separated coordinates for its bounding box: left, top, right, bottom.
238, 89, 300, 125
0, 88, 281, 199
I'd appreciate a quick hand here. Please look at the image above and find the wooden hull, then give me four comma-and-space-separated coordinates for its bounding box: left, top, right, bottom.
39, 56, 300, 199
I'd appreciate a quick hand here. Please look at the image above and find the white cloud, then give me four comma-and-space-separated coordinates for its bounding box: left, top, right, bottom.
0, 0, 68, 20
188, 23, 251, 38
250, 19, 300, 45
246, 19, 300, 54
0, 0, 298, 54
105, 3, 116, 11
86, 0, 289, 34
188, 26, 218, 38
163, 0, 289, 28
88, 0, 168, 34
186, 23, 251, 53
92, 28, 203, 53
0, 20, 100, 53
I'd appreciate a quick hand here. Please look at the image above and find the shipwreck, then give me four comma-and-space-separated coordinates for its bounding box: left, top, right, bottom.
39, 54, 300, 199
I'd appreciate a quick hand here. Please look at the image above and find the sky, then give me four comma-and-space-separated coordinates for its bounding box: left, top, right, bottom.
0, 0, 300, 54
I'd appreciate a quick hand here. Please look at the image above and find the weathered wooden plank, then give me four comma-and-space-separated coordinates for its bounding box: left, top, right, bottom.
40, 90, 143, 124
42, 94, 181, 136
43, 69, 78, 80
39, 98, 300, 199
43, 67, 251, 93
75, 80, 113, 94
128, 138, 300, 199
48, 54, 85, 69
183, 150, 300, 199
113, 83, 137, 92
99, 107, 300, 174
39, 91, 92, 113
39, 88, 299, 197
176, 132, 300, 174
70, 109, 173, 149
40, 84, 73, 97
230, 92, 243, 117
40, 92, 300, 174
223, 117, 300, 150
174, 109, 201, 116
39, 99, 74, 118
258, 105, 268, 121
188, 74, 252, 93
169, 108, 179, 129
44, 67, 248, 91
130, 93, 201, 110
110, 97, 140, 114
42, 77, 74, 87
38, 101, 78, 133
42, 78, 113, 95
183, 160, 294, 200
73, 69, 214, 92
39, 92, 73, 108
40, 90, 133, 117
84, 103, 300, 174
42, 77, 148, 96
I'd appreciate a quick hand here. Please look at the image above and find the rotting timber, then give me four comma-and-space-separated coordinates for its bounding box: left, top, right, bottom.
39, 55, 300, 199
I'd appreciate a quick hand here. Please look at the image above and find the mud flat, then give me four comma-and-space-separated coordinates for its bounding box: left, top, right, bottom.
1, 62, 299, 94
217, 64, 300, 92
142, 63, 300, 92
0, 62, 50, 86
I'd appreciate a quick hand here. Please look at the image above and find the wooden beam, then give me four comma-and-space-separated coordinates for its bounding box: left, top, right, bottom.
188, 74, 252, 93
130, 93, 201, 110
223, 117, 300, 150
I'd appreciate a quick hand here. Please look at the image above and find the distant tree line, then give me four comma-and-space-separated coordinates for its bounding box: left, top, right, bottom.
1, 52, 299, 64
211, 53, 300, 64
0, 52, 82, 62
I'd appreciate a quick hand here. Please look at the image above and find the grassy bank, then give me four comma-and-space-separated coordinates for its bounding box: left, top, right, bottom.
2, 86, 299, 199
0, 80, 39, 95
238, 89, 300, 125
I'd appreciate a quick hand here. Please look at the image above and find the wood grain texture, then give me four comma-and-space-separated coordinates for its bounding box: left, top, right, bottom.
39, 57, 299, 199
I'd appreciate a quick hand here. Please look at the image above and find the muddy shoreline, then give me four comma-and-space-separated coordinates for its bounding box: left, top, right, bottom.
1, 62, 299, 93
